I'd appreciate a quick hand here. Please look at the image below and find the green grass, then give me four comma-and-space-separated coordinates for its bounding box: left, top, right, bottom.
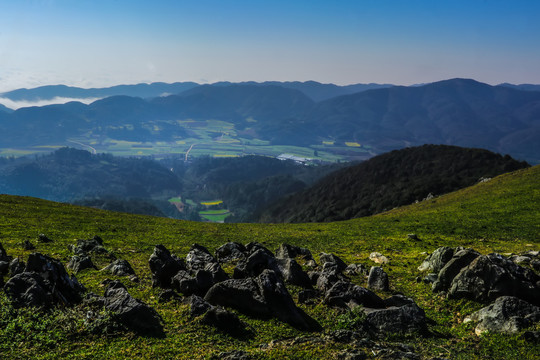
0, 166, 539, 358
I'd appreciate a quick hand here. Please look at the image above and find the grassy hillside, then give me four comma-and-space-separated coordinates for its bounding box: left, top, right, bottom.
0, 165, 539, 359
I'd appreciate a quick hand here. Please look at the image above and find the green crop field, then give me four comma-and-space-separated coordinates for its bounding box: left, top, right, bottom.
0, 166, 538, 359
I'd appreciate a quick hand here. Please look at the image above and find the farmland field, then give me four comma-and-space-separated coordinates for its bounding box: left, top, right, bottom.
0, 119, 373, 162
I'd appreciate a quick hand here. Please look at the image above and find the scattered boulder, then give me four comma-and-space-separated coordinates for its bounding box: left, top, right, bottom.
200, 306, 249, 337
510, 255, 531, 265
69, 236, 110, 256
432, 248, 480, 292
172, 269, 213, 296
148, 245, 185, 288
4, 272, 54, 308
298, 289, 321, 305
367, 266, 389, 292
22, 240, 35, 251
345, 263, 368, 276
215, 242, 247, 263
37, 234, 53, 243
407, 234, 419, 240
233, 248, 279, 279
319, 252, 347, 272
0, 243, 11, 262
102, 259, 136, 277
186, 244, 217, 271
275, 257, 312, 288
0, 260, 8, 276
67, 255, 97, 273
9, 258, 25, 277
276, 243, 313, 261
157, 289, 182, 303
25, 252, 85, 305
363, 298, 427, 335
324, 280, 386, 310
187, 295, 213, 317
418, 247, 456, 273
104, 283, 164, 337
448, 253, 540, 305
464, 296, 540, 335
245, 242, 273, 257
369, 252, 389, 264
205, 269, 321, 331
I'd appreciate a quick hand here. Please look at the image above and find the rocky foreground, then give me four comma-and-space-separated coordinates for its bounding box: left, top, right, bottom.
1, 237, 539, 359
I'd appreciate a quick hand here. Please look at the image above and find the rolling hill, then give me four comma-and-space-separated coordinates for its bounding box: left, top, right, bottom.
259, 145, 529, 223
0, 162, 538, 359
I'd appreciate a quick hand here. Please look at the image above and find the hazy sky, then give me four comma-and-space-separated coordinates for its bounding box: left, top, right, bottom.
1, 0, 540, 92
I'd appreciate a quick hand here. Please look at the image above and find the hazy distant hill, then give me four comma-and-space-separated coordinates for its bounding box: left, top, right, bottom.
259, 145, 529, 223
1, 79, 540, 163
0, 82, 199, 101
498, 83, 540, 92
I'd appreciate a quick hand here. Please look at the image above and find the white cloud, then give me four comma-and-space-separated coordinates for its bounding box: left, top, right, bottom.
0, 97, 102, 110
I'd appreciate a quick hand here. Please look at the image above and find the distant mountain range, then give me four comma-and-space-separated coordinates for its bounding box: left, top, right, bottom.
259, 145, 530, 223
1, 78, 539, 163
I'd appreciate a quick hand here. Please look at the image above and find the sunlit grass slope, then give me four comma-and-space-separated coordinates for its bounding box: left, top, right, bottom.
0, 165, 538, 359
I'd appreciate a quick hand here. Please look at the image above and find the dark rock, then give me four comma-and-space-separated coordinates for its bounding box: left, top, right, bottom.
69, 236, 108, 255
532, 259, 540, 272
103, 279, 127, 291
128, 274, 139, 283
464, 296, 540, 335
319, 252, 347, 272
275, 243, 313, 261
418, 247, 456, 273
383, 295, 416, 308
67, 255, 97, 273
186, 295, 212, 317
104, 286, 164, 337
37, 234, 53, 243
172, 270, 199, 296
345, 263, 368, 276
203, 261, 229, 284
245, 242, 273, 257
24, 252, 85, 306
0, 243, 11, 262
363, 301, 427, 335
148, 244, 185, 288
4, 272, 53, 308
432, 248, 480, 292
201, 306, 249, 336
448, 253, 540, 305
367, 266, 389, 291
22, 240, 35, 251
0, 261, 8, 276
233, 248, 278, 279
157, 289, 182, 303
510, 255, 531, 265
337, 350, 367, 360
407, 233, 419, 240
423, 273, 438, 284
298, 289, 321, 305
9, 258, 25, 277
308, 271, 321, 286
205, 269, 321, 331
523, 331, 540, 343
324, 280, 386, 309
275, 258, 312, 288
103, 259, 136, 277
186, 243, 216, 271
215, 242, 247, 263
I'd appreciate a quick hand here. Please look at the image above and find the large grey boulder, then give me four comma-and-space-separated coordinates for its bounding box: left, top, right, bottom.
367, 266, 389, 292
363, 298, 427, 335
205, 269, 321, 331
68, 236, 109, 256
276, 243, 313, 261
465, 296, 540, 335
200, 306, 249, 337
275, 258, 312, 288
0, 243, 12, 262
67, 255, 97, 273
104, 284, 164, 337
148, 244, 185, 288
432, 248, 480, 292
448, 253, 540, 305
233, 248, 279, 279
215, 242, 247, 263
4, 272, 53, 308
418, 247, 456, 273
324, 280, 386, 310
319, 252, 347, 272
103, 259, 136, 277
186, 243, 217, 271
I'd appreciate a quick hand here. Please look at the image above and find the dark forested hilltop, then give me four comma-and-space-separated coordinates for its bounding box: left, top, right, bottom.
259, 145, 529, 223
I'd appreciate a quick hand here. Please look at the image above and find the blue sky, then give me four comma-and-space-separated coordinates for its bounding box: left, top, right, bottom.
1, 0, 540, 91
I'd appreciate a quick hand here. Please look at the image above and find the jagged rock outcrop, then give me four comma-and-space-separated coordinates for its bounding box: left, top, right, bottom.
465, 296, 540, 335
367, 266, 389, 292
430, 248, 480, 292
276, 243, 313, 261
102, 259, 136, 277
205, 269, 321, 331
363, 297, 427, 335
215, 242, 247, 263
103, 282, 164, 337
67, 255, 97, 273
148, 244, 185, 288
